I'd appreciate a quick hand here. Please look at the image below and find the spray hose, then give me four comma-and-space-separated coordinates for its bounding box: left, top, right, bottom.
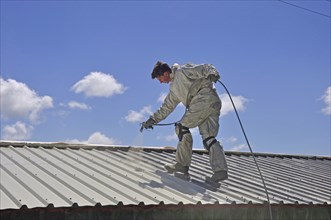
141, 80, 273, 220
217, 80, 273, 220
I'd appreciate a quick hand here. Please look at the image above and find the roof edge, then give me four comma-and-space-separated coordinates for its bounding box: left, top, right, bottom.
1, 202, 330, 212
0, 140, 330, 160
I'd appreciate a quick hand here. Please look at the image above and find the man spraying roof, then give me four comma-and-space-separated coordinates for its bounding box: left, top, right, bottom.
141, 61, 228, 186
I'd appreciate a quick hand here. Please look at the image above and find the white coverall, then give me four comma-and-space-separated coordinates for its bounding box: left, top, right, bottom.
151, 63, 228, 172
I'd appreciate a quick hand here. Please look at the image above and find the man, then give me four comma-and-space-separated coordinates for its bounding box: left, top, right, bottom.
141, 61, 228, 184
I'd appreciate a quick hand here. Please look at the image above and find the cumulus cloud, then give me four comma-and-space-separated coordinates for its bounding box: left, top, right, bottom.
224, 135, 249, 151
226, 136, 238, 144
67, 132, 120, 145
157, 132, 178, 142
87, 132, 119, 145
71, 72, 127, 97
219, 93, 248, 117
1, 121, 33, 141
125, 106, 153, 122
321, 86, 331, 115
229, 144, 249, 151
0, 78, 53, 123
67, 101, 91, 110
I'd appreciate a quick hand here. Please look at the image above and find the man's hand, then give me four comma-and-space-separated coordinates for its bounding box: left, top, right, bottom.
208, 74, 220, 83
140, 118, 156, 132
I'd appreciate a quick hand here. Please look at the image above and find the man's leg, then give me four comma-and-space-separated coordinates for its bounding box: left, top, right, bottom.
165, 97, 211, 174
175, 123, 193, 167
164, 123, 192, 177
199, 108, 228, 182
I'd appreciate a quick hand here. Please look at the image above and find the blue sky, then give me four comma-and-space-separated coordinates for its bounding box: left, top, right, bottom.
1, 1, 330, 156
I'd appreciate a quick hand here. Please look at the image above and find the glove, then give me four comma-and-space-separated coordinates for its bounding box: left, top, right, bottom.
140, 118, 155, 132
208, 74, 220, 83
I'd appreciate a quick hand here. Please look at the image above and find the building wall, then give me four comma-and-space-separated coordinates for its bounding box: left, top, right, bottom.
1, 204, 330, 220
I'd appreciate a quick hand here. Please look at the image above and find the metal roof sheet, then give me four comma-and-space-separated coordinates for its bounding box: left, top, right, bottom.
1, 141, 330, 210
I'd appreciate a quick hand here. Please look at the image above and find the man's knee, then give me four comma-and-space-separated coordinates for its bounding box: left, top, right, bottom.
203, 136, 218, 151
175, 123, 191, 141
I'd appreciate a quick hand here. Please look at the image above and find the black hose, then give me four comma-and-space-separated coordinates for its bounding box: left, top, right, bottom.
217, 80, 273, 220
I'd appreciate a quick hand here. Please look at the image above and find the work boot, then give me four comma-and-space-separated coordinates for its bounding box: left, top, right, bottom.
205, 171, 228, 183
164, 162, 189, 175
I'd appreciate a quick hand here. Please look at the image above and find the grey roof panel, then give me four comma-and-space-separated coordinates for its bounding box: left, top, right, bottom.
0, 142, 330, 210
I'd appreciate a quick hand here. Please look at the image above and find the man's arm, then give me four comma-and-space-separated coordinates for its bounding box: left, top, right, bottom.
150, 90, 180, 123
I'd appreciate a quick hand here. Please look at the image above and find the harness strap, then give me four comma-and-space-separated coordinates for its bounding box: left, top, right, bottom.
175, 123, 191, 141
203, 136, 217, 151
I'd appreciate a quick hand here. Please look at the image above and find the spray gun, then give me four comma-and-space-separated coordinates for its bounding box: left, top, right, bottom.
140, 122, 154, 132
140, 120, 177, 133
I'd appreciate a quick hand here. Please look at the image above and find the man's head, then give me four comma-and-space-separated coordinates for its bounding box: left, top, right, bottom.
151, 61, 172, 84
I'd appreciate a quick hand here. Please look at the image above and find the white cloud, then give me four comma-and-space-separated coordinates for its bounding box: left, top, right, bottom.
226, 136, 238, 144
219, 93, 248, 117
71, 72, 127, 98
67, 101, 91, 110
0, 78, 53, 123
321, 86, 331, 115
230, 143, 249, 151
67, 132, 120, 145
87, 132, 119, 145
125, 105, 153, 122
157, 132, 178, 142
223, 135, 248, 151
1, 121, 33, 141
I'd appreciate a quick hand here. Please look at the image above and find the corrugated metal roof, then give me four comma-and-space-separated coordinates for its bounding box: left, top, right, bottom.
1, 141, 330, 210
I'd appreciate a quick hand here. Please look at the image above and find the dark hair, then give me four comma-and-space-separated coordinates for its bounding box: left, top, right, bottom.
151, 61, 172, 79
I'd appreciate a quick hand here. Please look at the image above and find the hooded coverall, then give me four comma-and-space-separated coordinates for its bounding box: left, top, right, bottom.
150, 63, 228, 173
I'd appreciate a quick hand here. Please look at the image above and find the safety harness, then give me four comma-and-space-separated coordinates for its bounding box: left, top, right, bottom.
203, 136, 217, 151
175, 123, 190, 141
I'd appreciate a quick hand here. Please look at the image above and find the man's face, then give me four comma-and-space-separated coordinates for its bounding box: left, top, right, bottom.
157, 71, 171, 84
